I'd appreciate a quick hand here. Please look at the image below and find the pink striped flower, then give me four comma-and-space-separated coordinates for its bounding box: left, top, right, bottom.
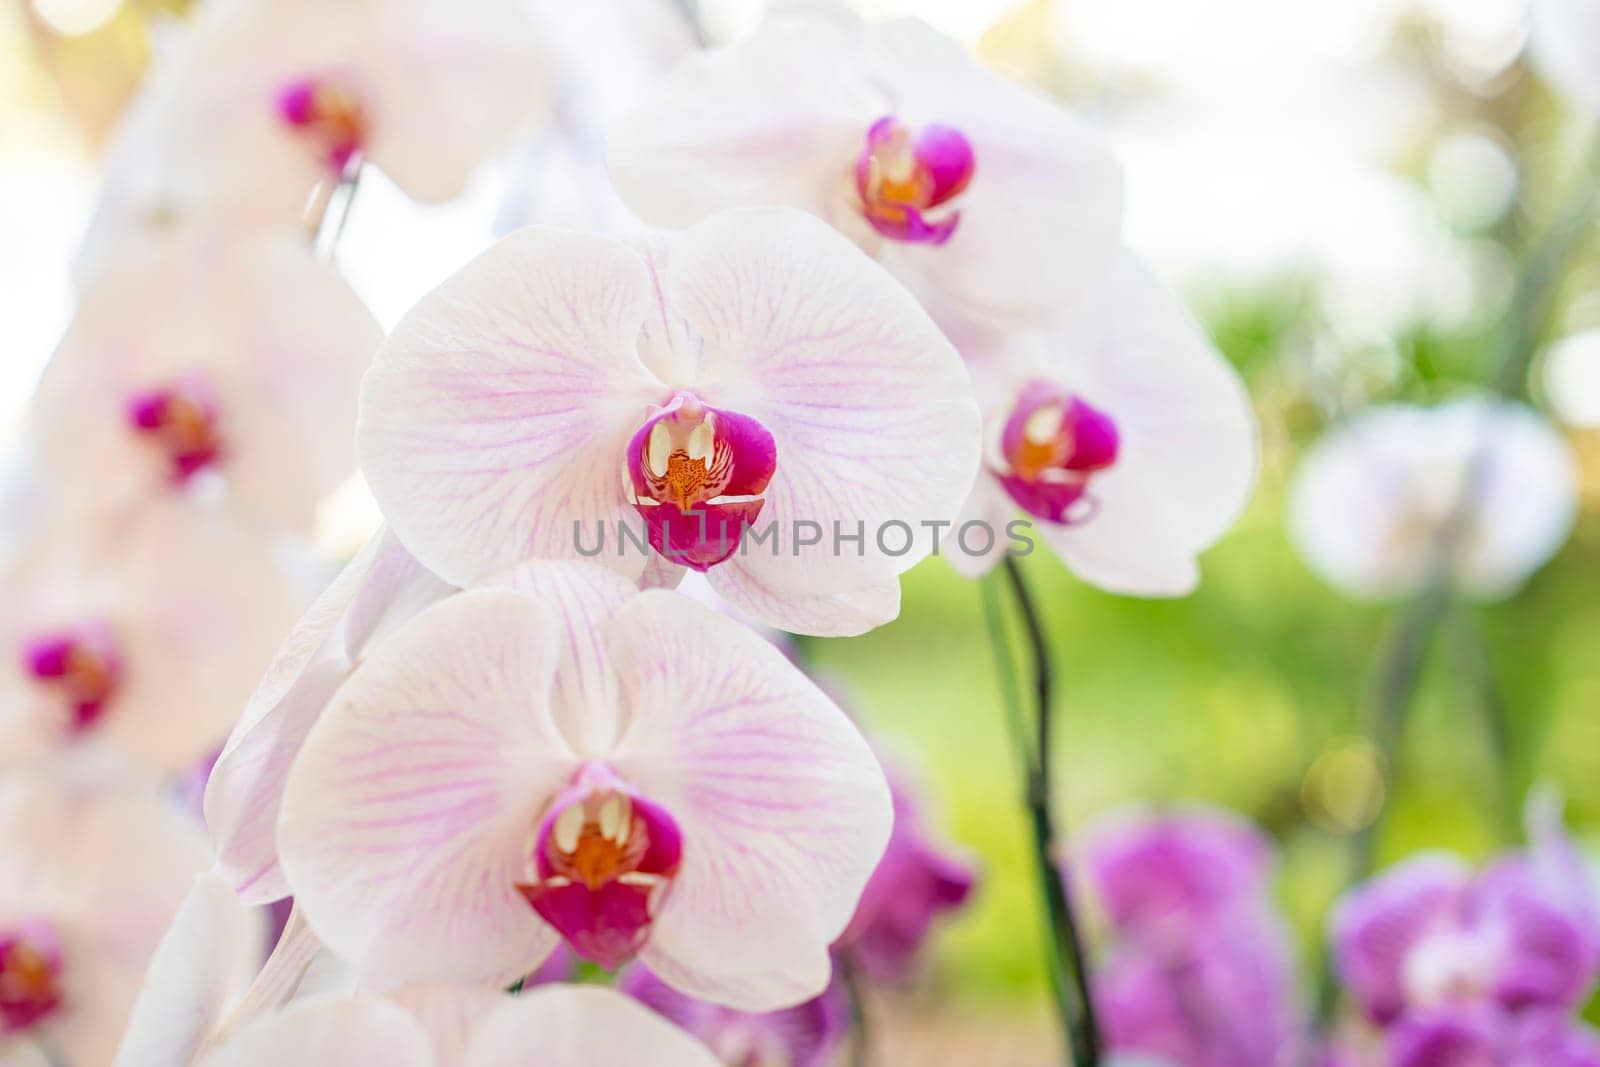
357, 209, 979, 636
31, 228, 381, 535
607, 2, 1123, 332
0, 504, 300, 774
946, 255, 1257, 594
277, 565, 891, 1009
0, 774, 222, 1067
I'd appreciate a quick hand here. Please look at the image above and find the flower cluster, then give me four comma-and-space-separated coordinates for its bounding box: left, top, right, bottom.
1079, 807, 1305, 1067
1327, 803, 1600, 1066
9, 0, 1272, 1063
4, 0, 548, 1060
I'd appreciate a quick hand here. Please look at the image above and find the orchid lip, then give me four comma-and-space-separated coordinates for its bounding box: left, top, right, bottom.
0, 920, 65, 1034
21, 623, 122, 733
515, 764, 683, 970
854, 115, 975, 246
625, 391, 778, 571
125, 381, 224, 484
993, 380, 1118, 525
275, 74, 368, 174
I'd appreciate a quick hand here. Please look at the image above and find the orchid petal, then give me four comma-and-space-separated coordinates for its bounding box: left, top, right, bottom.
277, 591, 578, 986
385, 985, 504, 1067
605, 592, 892, 1010
113, 874, 264, 1067
706, 562, 901, 639
605, 4, 871, 228
866, 18, 1124, 328
465, 986, 722, 1067
479, 560, 638, 756
196, 997, 433, 1067
358, 227, 663, 586
1330, 854, 1473, 1024
668, 209, 978, 623
206, 527, 452, 904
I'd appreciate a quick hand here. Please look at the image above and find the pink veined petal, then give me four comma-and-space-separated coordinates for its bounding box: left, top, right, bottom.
478, 560, 639, 757
464, 986, 723, 1067
206, 527, 453, 904
864, 17, 1125, 330
666, 208, 979, 624
113, 874, 265, 1067
277, 591, 579, 987
604, 592, 893, 1010
705, 561, 901, 639
195, 996, 434, 1067
358, 226, 665, 587
385, 984, 505, 1067
606, 4, 873, 229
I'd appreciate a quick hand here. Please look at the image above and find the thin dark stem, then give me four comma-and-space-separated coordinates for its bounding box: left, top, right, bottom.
980, 572, 1077, 1060
1001, 557, 1101, 1066
979, 572, 1038, 777
839, 952, 872, 1067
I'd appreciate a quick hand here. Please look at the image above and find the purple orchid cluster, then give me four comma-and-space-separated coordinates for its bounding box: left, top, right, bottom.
1326, 804, 1600, 1067
1079, 807, 1305, 1067
1067, 802, 1600, 1067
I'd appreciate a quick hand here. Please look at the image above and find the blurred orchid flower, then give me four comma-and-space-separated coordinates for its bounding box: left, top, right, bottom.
607, 1, 1123, 333
946, 254, 1257, 595
1095, 911, 1304, 1067
1082, 805, 1275, 938
1289, 399, 1578, 602
84, 0, 548, 251
278, 569, 891, 1009
193, 986, 721, 1067
621, 966, 848, 1067
1081, 806, 1304, 1067
0, 504, 301, 774
1529, 0, 1600, 118
837, 771, 977, 982
1385, 1006, 1600, 1067
206, 527, 453, 906
1330, 831, 1600, 1027
0, 774, 215, 1067
32, 229, 382, 535
357, 209, 979, 636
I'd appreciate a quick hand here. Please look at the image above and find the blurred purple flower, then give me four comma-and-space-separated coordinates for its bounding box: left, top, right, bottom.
1098, 910, 1302, 1067
1387, 1005, 1600, 1067
837, 774, 978, 982
1082, 806, 1304, 1067
1330, 831, 1600, 1026
1084, 807, 1274, 938
620, 965, 848, 1067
